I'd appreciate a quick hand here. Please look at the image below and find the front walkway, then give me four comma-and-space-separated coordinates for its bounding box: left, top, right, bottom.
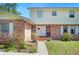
0, 41, 48, 55
37, 41, 48, 55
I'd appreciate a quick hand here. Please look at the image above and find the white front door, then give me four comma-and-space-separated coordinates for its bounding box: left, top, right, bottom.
36, 26, 46, 36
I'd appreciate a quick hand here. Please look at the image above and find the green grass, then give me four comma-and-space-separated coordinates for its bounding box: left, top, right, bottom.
46, 40, 79, 55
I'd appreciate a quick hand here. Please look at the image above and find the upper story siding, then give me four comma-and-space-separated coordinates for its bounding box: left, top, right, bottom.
28, 8, 79, 24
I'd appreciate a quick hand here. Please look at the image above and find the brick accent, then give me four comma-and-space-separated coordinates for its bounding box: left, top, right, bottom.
50, 25, 61, 40
13, 20, 25, 40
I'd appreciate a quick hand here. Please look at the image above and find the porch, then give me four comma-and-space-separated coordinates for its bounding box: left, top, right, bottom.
32, 25, 79, 40
32, 25, 50, 40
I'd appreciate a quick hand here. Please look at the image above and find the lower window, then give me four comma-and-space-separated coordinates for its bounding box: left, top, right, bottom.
0, 23, 9, 33
63, 26, 68, 33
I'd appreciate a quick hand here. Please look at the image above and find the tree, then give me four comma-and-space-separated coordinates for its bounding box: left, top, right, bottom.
0, 3, 20, 15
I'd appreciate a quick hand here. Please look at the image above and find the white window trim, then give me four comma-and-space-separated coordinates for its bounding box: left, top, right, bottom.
61, 26, 77, 35
60, 26, 63, 35
75, 26, 78, 35
68, 26, 71, 34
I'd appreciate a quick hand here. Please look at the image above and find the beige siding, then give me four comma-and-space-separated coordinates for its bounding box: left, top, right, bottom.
30, 8, 79, 24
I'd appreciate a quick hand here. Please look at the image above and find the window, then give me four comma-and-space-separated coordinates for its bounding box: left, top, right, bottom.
62, 26, 76, 35
69, 11, 75, 18
70, 27, 75, 34
63, 26, 68, 33
37, 28, 40, 30
37, 10, 43, 18
0, 23, 9, 33
46, 26, 50, 37
52, 11, 57, 16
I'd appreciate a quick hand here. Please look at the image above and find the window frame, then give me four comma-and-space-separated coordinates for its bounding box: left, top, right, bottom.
52, 11, 57, 16
0, 23, 9, 33
70, 26, 75, 34
63, 26, 68, 33
37, 10, 43, 18
69, 10, 75, 18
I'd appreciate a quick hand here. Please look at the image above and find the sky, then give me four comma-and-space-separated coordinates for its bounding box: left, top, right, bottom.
17, 3, 79, 18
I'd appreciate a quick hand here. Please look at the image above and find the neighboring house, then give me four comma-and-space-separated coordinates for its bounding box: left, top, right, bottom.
28, 7, 79, 40
0, 10, 32, 43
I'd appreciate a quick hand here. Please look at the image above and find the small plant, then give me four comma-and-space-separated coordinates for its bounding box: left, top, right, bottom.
32, 33, 38, 40
32, 39, 37, 43
28, 46, 37, 53
18, 41, 26, 49
61, 33, 73, 41
4, 38, 15, 48
5, 47, 16, 52
0, 45, 5, 49
4, 37, 17, 52
47, 38, 52, 41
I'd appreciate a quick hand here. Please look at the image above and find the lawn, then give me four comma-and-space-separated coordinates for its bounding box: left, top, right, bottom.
46, 40, 79, 55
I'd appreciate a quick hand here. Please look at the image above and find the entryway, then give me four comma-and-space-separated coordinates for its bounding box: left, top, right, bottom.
36, 26, 46, 36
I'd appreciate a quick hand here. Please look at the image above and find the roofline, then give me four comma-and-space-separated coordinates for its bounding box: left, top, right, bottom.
0, 10, 30, 20
0, 10, 33, 24
28, 7, 79, 9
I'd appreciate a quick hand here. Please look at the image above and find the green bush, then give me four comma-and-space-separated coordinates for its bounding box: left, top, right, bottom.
61, 33, 73, 41
47, 38, 52, 41
5, 47, 16, 52
32, 40, 37, 43
32, 33, 38, 40
0, 45, 5, 49
28, 46, 37, 53
4, 38, 15, 48
18, 41, 26, 49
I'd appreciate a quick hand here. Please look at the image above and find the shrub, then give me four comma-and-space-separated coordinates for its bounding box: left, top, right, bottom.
0, 45, 5, 49
18, 41, 26, 49
32, 33, 38, 40
4, 38, 15, 48
32, 40, 37, 43
5, 47, 16, 52
47, 38, 52, 41
28, 46, 37, 53
61, 33, 73, 41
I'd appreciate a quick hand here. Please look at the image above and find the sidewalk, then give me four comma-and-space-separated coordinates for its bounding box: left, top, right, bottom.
37, 41, 48, 55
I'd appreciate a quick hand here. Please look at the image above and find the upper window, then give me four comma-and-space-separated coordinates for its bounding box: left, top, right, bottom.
69, 11, 75, 18
52, 11, 57, 16
37, 10, 43, 18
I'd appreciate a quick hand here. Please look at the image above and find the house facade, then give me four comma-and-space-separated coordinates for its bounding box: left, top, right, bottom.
0, 11, 32, 43
28, 7, 79, 40
0, 7, 79, 43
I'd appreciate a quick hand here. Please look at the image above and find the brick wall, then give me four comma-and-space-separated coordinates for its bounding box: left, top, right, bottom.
13, 20, 25, 41
50, 25, 61, 40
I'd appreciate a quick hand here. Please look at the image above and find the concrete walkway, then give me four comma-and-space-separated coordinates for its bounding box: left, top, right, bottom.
0, 41, 48, 55
37, 41, 48, 55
